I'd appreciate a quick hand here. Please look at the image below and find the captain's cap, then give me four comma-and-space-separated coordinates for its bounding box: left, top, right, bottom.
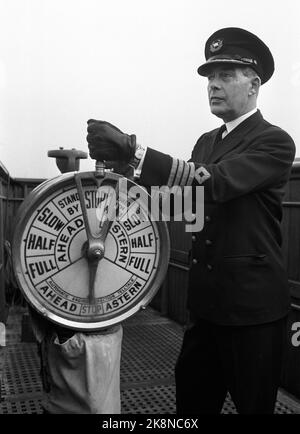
197, 27, 274, 84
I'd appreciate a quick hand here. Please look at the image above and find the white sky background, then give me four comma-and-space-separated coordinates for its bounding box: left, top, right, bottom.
0, 0, 299, 179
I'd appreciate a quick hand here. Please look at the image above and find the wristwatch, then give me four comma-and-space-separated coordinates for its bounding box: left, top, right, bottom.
129, 143, 146, 170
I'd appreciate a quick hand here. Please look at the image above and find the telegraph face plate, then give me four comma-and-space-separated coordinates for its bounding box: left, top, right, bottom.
13, 171, 170, 330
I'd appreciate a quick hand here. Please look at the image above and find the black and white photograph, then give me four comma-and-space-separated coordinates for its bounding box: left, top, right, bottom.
0, 0, 300, 422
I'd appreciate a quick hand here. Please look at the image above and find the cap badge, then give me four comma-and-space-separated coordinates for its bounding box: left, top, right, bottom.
210, 39, 223, 52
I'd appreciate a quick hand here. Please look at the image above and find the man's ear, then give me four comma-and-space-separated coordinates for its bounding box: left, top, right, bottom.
250, 76, 261, 95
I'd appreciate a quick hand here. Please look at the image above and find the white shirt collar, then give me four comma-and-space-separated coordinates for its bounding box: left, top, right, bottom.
225, 108, 258, 135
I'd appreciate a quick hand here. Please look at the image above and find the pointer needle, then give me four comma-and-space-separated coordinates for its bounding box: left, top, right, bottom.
75, 174, 103, 304
88, 258, 99, 304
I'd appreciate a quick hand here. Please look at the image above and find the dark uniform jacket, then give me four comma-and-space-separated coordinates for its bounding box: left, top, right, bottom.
140, 110, 295, 325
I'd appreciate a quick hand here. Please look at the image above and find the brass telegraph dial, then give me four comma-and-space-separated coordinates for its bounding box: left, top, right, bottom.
12, 168, 170, 330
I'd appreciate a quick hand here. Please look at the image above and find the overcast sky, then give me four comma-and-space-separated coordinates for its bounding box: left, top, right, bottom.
0, 0, 299, 179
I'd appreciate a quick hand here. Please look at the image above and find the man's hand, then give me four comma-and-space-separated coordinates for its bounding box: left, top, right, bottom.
86, 120, 136, 163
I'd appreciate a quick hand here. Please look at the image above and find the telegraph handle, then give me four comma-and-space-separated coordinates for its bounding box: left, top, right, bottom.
95, 160, 106, 175
95, 159, 135, 179
74, 161, 119, 304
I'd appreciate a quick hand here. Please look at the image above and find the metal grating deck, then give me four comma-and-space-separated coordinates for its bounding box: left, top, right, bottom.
0, 307, 299, 414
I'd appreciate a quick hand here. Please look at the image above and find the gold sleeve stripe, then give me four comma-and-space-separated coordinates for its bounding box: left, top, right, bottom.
167, 158, 179, 187
186, 163, 195, 186
177, 160, 188, 185
180, 162, 192, 186
174, 159, 185, 185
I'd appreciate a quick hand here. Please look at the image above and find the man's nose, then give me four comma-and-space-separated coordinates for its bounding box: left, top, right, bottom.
208, 79, 221, 91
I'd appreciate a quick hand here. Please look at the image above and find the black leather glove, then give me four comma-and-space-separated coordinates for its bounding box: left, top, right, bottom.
86, 119, 136, 163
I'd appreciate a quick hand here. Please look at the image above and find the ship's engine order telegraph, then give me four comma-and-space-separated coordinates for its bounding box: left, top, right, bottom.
12, 162, 170, 330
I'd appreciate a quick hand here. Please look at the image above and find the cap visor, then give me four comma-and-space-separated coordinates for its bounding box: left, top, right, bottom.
197, 58, 256, 76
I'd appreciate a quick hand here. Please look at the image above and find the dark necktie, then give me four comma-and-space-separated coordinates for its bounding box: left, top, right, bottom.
222, 125, 228, 139
215, 124, 227, 143
208, 124, 227, 161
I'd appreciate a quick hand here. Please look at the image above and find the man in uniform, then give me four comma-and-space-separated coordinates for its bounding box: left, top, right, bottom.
86, 28, 296, 414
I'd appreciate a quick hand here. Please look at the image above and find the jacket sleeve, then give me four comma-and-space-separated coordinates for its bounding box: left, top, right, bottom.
139, 128, 295, 203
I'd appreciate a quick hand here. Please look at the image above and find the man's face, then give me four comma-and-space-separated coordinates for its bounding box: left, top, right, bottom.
206, 65, 254, 122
